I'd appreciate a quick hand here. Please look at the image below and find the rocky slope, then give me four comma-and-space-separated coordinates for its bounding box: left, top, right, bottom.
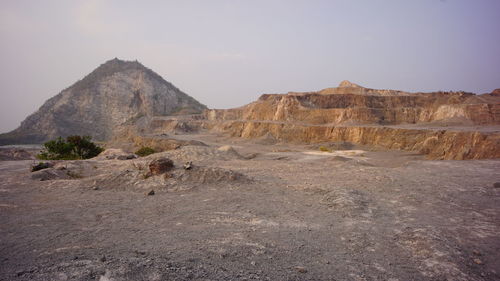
0, 58, 206, 145
203, 81, 500, 159
205, 120, 500, 160
205, 81, 500, 126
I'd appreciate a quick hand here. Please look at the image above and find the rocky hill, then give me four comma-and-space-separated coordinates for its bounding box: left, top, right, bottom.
201, 81, 500, 160
205, 81, 500, 126
0, 59, 206, 144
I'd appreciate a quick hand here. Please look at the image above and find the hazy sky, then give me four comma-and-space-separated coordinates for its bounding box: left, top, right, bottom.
1, 0, 499, 133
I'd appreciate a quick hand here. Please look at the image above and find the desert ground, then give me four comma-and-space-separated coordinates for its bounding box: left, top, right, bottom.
1, 132, 499, 281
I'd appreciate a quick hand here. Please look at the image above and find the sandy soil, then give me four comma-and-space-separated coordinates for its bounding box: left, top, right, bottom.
1, 133, 500, 281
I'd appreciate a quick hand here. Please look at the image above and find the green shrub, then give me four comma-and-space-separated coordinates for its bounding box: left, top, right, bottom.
37, 136, 103, 160
319, 146, 331, 152
135, 146, 156, 157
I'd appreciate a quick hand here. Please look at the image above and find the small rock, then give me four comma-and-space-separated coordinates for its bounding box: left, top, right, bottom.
146, 190, 155, 196
183, 161, 192, 170
473, 250, 481, 256
99, 255, 106, 262
473, 258, 483, 265
149, 158, 174, 175
92, 186, 99, 190
295, 266, 307, 273
30, 162, 53, 172
493, 182, 500, 188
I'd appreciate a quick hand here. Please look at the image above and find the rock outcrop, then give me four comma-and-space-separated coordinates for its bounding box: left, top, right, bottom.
205, 81, 500, 126
0, 58, 207, 145
203, 81, 500, 160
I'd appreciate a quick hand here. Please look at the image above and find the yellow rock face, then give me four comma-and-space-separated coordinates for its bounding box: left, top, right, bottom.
202, 83, 500, 160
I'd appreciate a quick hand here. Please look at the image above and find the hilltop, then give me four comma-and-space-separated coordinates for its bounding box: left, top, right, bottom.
0, 58, 206, 144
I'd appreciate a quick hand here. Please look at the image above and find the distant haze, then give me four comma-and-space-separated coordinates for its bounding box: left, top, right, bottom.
1, 0, 499, 133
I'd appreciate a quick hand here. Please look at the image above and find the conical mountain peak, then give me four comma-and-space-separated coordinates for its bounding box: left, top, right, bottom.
338, 80, 363, 88
0, 59, 207, 144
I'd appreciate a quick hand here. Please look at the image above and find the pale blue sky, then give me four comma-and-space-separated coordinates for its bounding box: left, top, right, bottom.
1, 0, 499, 132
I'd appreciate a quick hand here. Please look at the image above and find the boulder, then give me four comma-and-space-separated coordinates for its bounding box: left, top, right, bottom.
148, 158, 174, 175
31, 162, 54, 172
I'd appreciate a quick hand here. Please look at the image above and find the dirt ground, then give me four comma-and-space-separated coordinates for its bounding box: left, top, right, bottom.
1, 133, 500, 281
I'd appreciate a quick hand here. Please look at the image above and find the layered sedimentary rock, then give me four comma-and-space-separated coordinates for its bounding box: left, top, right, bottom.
0, 58, 206, 145
205, 121, 499, 160
204, 81, 500, 159
206, 81, 500, 126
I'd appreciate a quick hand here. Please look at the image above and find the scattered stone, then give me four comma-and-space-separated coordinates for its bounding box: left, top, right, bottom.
473, 258, 483, 265
183, 161, 192, 170
92, 186, 99, 190
146, 190, 155, 196
295, 266, 307, 273
493, 182, 500, 188
149, 158, 174, 175
99, 255, 106, 262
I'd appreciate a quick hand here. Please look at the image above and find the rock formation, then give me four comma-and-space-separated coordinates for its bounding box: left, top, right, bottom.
205, 81, 500, 126
0, 58, 206, 145
202, 81, 500, 160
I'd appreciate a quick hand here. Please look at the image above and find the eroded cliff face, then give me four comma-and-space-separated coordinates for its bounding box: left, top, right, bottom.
204, 81, 500, 159
204, 121, 499, 160
0, 59, 207, 145
206, 83, 500, 126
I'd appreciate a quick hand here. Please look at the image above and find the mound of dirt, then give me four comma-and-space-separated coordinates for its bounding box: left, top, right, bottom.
148, 146, 245, 163
217, 145, 245, 158
255, 132, 277, 145
92, 162, 249, 192
173, 166, 248, 184
31, 168, 71, 181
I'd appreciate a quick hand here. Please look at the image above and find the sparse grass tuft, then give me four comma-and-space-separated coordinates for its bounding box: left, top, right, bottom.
319, 146, 332, 153
135, 146, 156, 157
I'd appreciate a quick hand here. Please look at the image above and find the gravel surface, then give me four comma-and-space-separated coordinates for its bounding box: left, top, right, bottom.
1, 134, 499, 281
